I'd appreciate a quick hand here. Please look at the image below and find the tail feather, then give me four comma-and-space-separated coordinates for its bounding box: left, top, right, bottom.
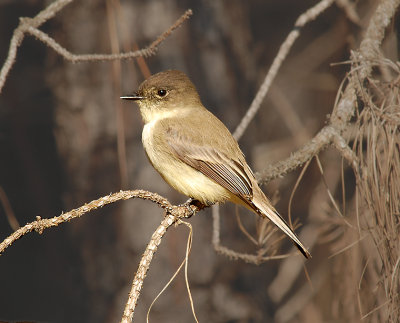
251, 196, 311, 259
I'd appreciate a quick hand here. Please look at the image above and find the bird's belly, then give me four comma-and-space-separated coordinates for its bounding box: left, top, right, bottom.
160, 161, 231, 204
142, 123, 231, 204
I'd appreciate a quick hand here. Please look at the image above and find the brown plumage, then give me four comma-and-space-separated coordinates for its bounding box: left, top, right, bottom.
121, 70, 311, 259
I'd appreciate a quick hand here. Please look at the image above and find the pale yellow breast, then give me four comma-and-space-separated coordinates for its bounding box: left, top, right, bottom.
142, 115, 232, 205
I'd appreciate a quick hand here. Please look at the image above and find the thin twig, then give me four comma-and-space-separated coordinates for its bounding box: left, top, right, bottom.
26, 9, 193, 63
0, 0, 74, 93
0, 186, 19, 230
233, 0, 335, 140
287, 158, 313, 227
235, 208, 258, 246
212, 201, 294, 264
183, 222, 199, 323
214, 244, 294, 264
145, 220, 196, 323
0, 5, 192, 93
106, 0, 128, 188
335, 0, 361, 25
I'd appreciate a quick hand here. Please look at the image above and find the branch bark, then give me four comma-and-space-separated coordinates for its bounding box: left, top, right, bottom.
0, 1, 192, 94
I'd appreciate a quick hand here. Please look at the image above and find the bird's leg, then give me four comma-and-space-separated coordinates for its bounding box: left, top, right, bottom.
179, 198, 207, 218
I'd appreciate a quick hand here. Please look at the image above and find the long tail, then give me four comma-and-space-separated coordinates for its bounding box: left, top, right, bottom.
250, 190, 311, 259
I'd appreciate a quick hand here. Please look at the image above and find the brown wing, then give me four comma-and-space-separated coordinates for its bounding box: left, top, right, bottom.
163, 120, 312, 259
165, 126, 253, 202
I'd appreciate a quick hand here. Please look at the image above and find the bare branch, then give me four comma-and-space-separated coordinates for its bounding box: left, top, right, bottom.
121, 213, 177, 323
358, 0, 400, 75
335, 0, 361, 25
233, 0, 335, 140
0, 186, 204, 323
256, 0, 400, 184
0, 4, 192, 94
0, 0, 74, 93
25, 27, 153, 62
0, 190, 174, 255
26, 9, 193, 63
211, 205, 295, 264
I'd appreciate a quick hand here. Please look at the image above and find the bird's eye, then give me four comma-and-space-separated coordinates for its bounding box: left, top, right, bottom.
157, 89, 167, 97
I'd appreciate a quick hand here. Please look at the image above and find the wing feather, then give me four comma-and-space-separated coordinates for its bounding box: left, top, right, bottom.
165, 127, 253, 200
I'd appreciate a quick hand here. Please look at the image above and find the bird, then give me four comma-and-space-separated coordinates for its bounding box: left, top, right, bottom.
121, 70, 311, 259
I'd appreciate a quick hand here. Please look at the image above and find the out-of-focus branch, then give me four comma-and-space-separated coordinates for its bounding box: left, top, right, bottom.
255, 0, 400, 185
0, 0, 72, 93
233, 0, 335, 140
336, 0, 361, 25
234, 0, 399, 186
214, 0, 400, 267
0, 1, 192, 94
0, 186, 19, 231
211, 205, 296, 264
212, 0, 340, 265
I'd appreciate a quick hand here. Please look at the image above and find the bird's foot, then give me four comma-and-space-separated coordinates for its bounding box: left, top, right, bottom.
178, 198, 206, 218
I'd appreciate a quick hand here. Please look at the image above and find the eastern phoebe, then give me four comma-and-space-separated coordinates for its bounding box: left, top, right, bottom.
121, 70, 311, 259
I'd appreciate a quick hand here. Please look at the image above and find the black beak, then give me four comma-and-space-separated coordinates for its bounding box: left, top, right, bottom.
120, 93, 145, 100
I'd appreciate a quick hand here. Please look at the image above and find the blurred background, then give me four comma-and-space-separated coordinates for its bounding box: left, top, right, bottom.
0, 0, 398, 322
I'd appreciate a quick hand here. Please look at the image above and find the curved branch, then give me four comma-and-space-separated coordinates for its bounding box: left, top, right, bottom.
0, 190, 173, 255
0, 0, 74, 93
233, 0, 335, 140
0, 4, 192, 93
255, 0, 400, 184
0, 189, 202, 323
